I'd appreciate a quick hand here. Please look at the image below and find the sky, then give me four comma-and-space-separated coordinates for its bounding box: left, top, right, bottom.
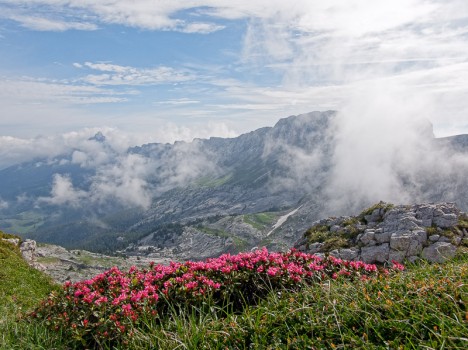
1, 0, 468, 146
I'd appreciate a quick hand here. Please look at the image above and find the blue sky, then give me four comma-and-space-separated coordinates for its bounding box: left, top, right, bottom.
1, 0, 468, 144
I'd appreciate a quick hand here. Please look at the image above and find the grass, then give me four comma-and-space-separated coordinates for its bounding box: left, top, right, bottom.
243, 212, 278, 230
86, 251, 467, 349
0, 233, 60, 349
194, 174, 233, 188
358, 202, 394, 223
1, 227, 467, 349
116, 252, 468, 349
197, 226, 231, 238
0, 211, 45, 235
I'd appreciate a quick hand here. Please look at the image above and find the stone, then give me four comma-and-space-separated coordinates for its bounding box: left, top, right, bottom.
421, 242, 457, 263
359, 231, 375, 245
335, 248, 359, 261
438, 236, 452, 243
415, 205, 435, 227
407, 240, 422, 256
360, 244, 389, 263
364, 209, 382, 223
428, 235, 440, 242
397, 217, 422, 231
406, 256, 419, 263
2, 238, 20, 246
374, 231, 391, 244
389, 250, 406, 263
433, 213, 458, 228
308, 242, 324, 254
453, 236, 462, 245
432, 204, 460, 228
414, 229, 428, 244
390, 231, 414, 251
20, 239, 37, 263
389, 231, 422, 257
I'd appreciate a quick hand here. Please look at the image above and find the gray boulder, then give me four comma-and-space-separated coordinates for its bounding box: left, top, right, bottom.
421, 242, 457, 263
360, 244, 389, 263
20, 239, 37, 263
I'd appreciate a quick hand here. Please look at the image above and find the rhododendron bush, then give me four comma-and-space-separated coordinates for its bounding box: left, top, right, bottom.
31, 248, 404, 346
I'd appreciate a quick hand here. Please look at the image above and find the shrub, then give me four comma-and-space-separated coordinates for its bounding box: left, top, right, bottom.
30, 248, 403, 348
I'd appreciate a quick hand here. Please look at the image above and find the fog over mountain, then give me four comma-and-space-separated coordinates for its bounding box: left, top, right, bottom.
0, 110, 467, 257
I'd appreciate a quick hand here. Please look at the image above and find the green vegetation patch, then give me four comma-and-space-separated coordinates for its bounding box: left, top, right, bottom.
0, 233, 56, 312
194, 174, 233, 188
305, 222, 362, 251
243, 212, 277, 230
358, 201, 394, 223
197, 226, 230, 238
458, 213, 468, 230
0, 231, 59, 350
427, 213, 468, 246
1, 211, 45, 235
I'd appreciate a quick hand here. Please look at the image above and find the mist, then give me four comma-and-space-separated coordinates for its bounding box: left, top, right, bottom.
244, 0, 468, 214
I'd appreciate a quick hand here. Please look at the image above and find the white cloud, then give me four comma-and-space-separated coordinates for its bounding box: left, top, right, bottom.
78, 62, 194, 86
181, 22, 225, 34
0, 77, 130, 105
0, 197, 8, 210
89, 153, 154, 208
0, 0, 226, 33
0, 127, 137, 169
38, 174, 87, 207
28, 129, 223, 209
8, 14, 97, 31
156, 98, 200, 105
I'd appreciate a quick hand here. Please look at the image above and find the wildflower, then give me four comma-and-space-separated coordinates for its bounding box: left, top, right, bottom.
391, 260, 405, 271
267, 266, 280, 276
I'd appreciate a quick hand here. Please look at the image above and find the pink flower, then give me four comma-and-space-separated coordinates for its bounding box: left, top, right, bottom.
267, 267, 280, 276
391, 260, 405, 271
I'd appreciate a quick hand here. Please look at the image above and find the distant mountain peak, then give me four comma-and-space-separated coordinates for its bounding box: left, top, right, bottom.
88, 132, 106, 143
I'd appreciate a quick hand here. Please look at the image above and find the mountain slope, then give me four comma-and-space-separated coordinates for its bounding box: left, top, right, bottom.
0, 110, 467, 258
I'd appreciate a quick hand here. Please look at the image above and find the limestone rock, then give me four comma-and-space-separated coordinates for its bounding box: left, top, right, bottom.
295, 202, 465, 264
374, 231, 391, 244
389, 250, 406, 263
330, 248, 359, 261
2, 238, 20, 246
360, 244, 389, 263
421, 242, 457, 263
359, 231, 375, 245
432, 203, 460, 228
20, 239, 37, 263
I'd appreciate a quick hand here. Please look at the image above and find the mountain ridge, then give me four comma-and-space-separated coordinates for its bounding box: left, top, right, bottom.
0, 110, 467, 257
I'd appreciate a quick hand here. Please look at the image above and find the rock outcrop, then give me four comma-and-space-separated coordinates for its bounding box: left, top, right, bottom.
1, 237, 45, 271
294, 202, 468, 263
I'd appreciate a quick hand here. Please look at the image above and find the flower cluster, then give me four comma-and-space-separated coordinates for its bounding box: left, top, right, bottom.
31, 248, 403, 346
